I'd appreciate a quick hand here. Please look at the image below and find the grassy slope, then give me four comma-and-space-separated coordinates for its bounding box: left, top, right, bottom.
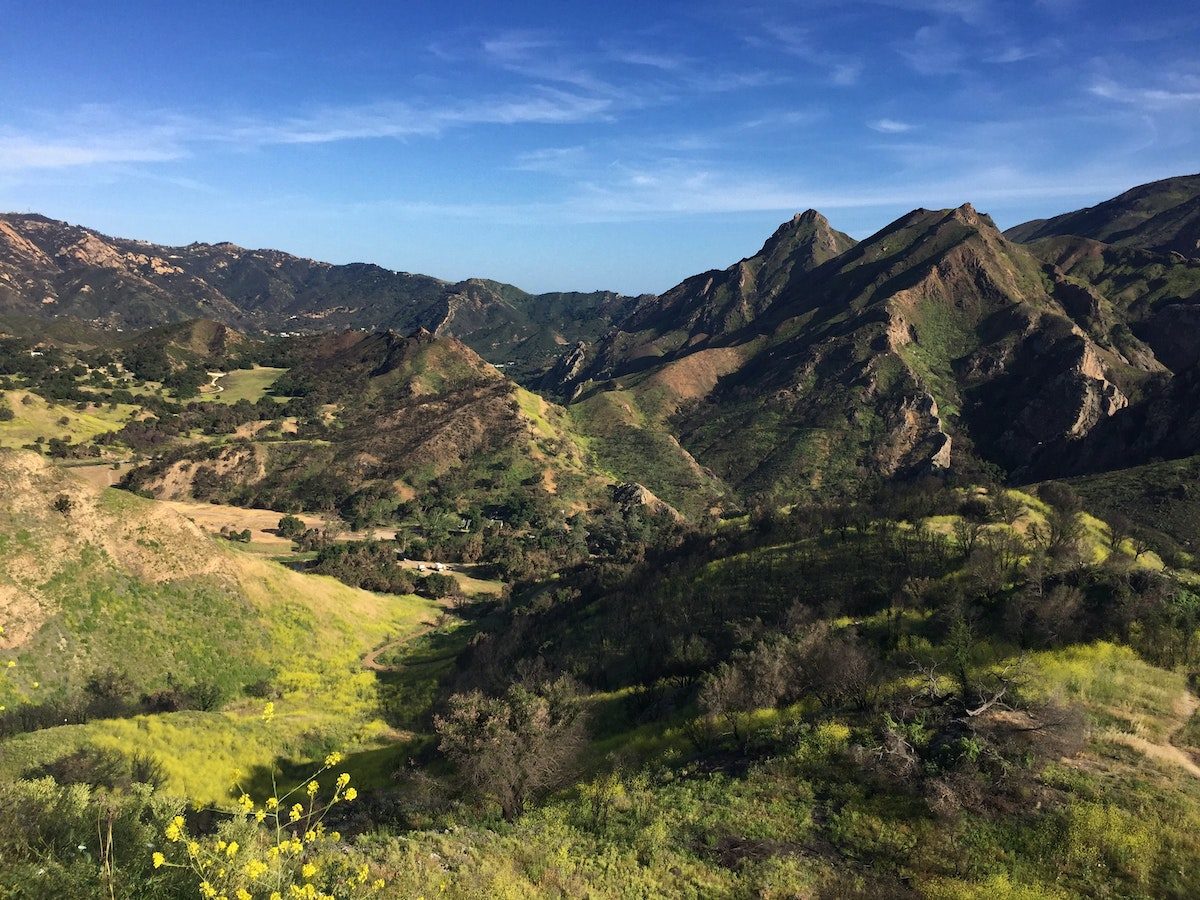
360, 493, 1198, 897
1066, 455, 1200, 562
209, 366, 287, 404
0, 451, 438, 801
0, 390, 140, 449
361, 642, 1200, 899
362, 493, 1200, 898
568, 388, 728, 517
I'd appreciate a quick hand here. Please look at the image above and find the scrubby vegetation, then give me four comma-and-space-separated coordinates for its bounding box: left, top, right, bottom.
5, 450, 1200, 898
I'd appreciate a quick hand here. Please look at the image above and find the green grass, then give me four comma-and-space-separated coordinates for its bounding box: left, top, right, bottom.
208, 366, 288, 404
1026, 642, 1185, 740
0, 452, 440, 801
0, 390, 139, 449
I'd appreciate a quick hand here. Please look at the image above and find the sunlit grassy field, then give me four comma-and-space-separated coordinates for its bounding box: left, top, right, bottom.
0, 390, 138, 449
210, 366, 288, 404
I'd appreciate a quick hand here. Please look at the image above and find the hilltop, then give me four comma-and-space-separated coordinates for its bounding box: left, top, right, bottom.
1006, 173, 1200, 258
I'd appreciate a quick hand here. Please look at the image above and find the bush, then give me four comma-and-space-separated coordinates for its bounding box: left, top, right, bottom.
419, 572, 460, 600
277, 514, 305, 538
32, 747, 167, 790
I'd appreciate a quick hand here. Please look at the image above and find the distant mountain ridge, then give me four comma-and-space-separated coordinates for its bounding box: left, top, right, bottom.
1006, 173, 1200, 257
7, 173, 1200, 508
0, 213, 646, 381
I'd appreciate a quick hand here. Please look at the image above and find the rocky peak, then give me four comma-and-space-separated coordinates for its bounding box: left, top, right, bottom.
754, 208, 854, 271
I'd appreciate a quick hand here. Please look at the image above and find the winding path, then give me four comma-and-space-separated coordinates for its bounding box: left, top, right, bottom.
361, 622, 437, 673
1105, 689, 1200, 778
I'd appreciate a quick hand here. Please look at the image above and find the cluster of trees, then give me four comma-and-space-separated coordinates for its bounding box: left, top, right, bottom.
426, 476, 1196, 824
310, 541, 417, 595
0, 669, 226, 740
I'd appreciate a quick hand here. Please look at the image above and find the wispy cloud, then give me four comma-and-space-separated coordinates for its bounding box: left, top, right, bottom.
602, 45, 689, 71
868, 118, 915, 133
1089, 77, 1200, 107
740, 109, 824, 130
863, 0, 990, 25
896, 24, 965, 75
753, 23, 864, 86
0, 133, 184, 170
511, 146, 588, 174
0, 91, 615, 172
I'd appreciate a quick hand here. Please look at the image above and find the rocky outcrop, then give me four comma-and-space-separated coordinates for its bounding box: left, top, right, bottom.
611, 482, 684, 521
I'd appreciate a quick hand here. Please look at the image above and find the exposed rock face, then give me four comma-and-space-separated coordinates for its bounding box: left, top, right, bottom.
610, 482, 684, 521
876, 392, 952, 474
565, 201, 1171, 501
541, 340, 591, 399
1030, 364, 1200, 479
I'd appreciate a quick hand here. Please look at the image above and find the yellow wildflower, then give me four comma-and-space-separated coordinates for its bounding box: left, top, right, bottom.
226, 840, 239, 858
344, 787, 357, 802
324, 751, 343, 766
152, 851, 166, 869
245, 859, 269, 879
336, 772, 350, 789
236, 890, 252, 900
262, 701, 275, 722
289, 803, 304, 823
164, 816, 185, 842
306, 780, 319, 796
266, 797, 279, 810
301, 862, 317, 880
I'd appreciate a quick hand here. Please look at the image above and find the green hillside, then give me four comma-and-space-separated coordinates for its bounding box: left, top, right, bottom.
0, 450, 437, 802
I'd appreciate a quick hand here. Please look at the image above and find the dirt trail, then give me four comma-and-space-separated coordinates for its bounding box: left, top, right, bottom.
362, 622, 437, 673
1104, 690, 1200, 778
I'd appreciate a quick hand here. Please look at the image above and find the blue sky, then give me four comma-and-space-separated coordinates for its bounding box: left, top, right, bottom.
1, 1, 1198, 294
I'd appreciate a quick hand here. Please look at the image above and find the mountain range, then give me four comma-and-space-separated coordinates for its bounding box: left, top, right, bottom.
8, 173, 1200, 900
4, 172, 1200, 512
